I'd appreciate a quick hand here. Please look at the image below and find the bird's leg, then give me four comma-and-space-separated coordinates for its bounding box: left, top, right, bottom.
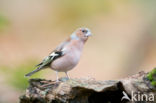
65, 72, 70, 79
56, 71, 59, 82
40, 71, 60, 87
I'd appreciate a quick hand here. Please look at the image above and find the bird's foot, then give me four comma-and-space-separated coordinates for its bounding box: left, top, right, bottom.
59, 77, 70, 82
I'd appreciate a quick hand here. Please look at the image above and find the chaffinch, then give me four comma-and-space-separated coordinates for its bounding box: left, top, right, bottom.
25, 28, 92, 82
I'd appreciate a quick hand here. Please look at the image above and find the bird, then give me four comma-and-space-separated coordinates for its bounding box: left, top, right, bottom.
25, 28, 92, 82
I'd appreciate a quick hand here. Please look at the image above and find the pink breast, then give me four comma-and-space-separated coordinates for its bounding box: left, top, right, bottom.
50, 52, 80, 72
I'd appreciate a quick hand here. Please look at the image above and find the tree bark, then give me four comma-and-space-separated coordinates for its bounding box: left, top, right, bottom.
19, 69, 156, 103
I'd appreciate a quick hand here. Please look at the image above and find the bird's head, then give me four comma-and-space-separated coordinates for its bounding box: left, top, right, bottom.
70, 28, 92, 43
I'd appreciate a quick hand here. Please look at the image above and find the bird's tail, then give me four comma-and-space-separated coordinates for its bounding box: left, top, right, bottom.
25, 67, 42, 77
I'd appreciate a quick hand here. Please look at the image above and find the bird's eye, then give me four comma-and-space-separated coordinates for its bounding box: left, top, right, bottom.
82, 30, 85, 33
82, 30, 87, 33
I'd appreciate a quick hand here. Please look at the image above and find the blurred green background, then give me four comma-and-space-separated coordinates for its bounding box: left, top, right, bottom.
0, 0, 156, 103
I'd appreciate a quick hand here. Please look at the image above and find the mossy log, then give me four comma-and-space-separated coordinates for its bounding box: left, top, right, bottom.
20, 69, 156, 103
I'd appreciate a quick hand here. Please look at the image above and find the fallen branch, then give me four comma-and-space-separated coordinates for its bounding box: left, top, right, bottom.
20, 68, 156, 103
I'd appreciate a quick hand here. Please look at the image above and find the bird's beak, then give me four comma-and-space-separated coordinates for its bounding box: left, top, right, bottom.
86, 31, 92, 37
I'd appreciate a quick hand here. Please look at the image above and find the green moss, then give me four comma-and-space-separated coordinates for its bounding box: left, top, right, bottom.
147, 73, 153, 81
147, 68, 156, 87
151, 81, 156, 87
